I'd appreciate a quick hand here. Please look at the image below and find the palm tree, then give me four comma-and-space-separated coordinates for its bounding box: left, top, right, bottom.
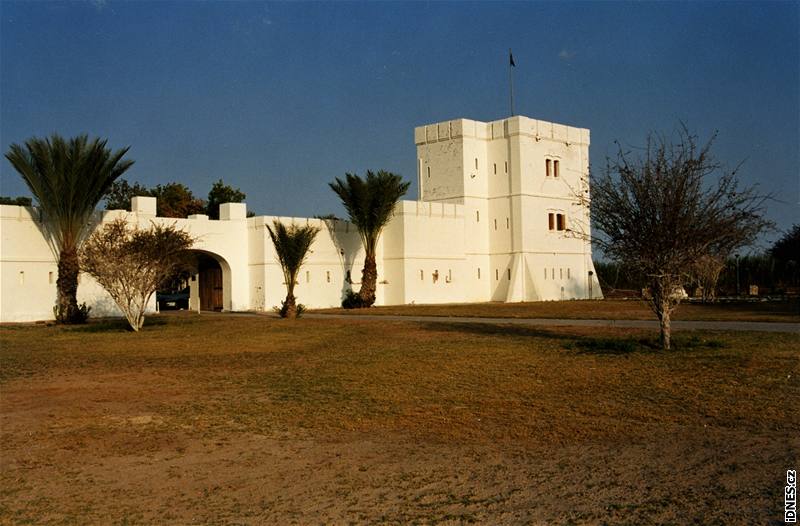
266, 220, 320, 319
5, 134, 134, 323
329, 170, 409, 307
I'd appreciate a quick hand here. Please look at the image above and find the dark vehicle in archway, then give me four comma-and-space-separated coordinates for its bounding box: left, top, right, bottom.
157, 287, 190, 311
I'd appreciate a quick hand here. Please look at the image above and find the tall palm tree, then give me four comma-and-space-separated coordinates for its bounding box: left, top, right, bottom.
329, 170, 409, 307
266, 220, 320, 319
5, 134, 134, 323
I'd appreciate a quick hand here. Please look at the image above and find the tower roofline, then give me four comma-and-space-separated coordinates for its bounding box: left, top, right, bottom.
414, 115, 589, 146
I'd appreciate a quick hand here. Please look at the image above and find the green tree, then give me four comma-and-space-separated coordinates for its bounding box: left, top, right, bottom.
207, 179, 246, 219
266, 220, 320, 319
104, 179, 151, 210
329, 170, 409, 307
149, 182, 206, 218
0, 196, 32, 206
5, 134, 134, 323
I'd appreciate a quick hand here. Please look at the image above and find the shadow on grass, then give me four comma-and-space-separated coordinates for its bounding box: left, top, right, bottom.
418, 321, 726, 356
564, 334, 726, 355
68, 317, 168, 333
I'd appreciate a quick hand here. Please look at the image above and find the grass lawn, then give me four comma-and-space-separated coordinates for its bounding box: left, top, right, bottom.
1, 313, 798, 524
316, 298, 800, 323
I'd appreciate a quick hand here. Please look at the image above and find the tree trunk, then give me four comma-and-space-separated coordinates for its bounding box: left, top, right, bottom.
359, 253, 377, 307
283, 294, 297, 319
659, 306, 672, 351
56, 247, 81, 323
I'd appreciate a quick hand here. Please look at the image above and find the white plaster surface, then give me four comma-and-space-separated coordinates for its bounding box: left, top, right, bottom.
0, 115, 601, 322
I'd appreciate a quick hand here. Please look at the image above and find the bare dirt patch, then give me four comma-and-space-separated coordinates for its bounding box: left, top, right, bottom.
1, 315, 797, 524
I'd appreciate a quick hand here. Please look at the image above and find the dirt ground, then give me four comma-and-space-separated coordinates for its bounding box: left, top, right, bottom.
1, 314, 798, 524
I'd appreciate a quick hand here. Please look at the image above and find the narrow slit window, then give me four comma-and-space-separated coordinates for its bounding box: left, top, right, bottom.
548, 213, 555, 231
554, 160, 560, 178
19, 271, 24, 285
506, 217, 510, 229
544, 268, 548, 279
427, 166, 431, 178
477, 268, 481, 279
420, 270, 424, 281
546, 159, 552, 177
560, 268, 563, 279
567, 268, 571, 279
326, 271, 331, 283
493, 163, 497, 174
507, 268, 511, 280
494, 219, 497, 230
551, 268, 555, 280
447, 269, 452, 282
476, 210, 480, 222
504, 161, 508, 173
495, 269, 499, 281
475, 158, 478, 170
48, 271, 54, 284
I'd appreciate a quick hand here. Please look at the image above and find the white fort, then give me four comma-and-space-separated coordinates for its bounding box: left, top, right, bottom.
0, 115, 602, 322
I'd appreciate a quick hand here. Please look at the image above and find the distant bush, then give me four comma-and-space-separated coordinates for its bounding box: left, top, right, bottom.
275, 301, 306, 318
341, 290, 366, 309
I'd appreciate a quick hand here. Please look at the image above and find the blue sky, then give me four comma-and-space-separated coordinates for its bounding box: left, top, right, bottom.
1, 1, 798, 246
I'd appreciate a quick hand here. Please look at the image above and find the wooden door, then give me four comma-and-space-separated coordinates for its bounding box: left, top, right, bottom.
199, 266, 223, 311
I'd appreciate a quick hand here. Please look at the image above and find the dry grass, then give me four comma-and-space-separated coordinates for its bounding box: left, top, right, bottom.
1, 313, 798, 524
316, 298, 800, 322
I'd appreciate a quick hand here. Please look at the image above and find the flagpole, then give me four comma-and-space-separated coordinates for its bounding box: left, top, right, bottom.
509, 48, 515, 117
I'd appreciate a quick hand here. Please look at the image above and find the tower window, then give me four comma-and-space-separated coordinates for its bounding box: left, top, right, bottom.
504, 161, 508, 173
560, 268, 563, 279
507, 268, 511, 280
557, 214, 566, 231
567, 268, 571, 279
493, 163, 497, 174
552, 268, 555, 280
544, 268, 548, 279
548, 213, 555, 231
546, 159, 552, 177
554, 160, 560, 178
476, 210, 480, 222
326, 271, 331, 283
475, 158, 478, 170
420, 270, 424, 280
506, 217, 510, 229
427, 166, 431, 178
477, 268, 481, 279
495, 269, 499, 281
494, 219, 497, 230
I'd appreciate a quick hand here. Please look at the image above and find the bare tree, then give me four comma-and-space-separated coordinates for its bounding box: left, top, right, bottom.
81, 219, 194, 331
689, 253, 727, 302
591, 127, 771, 350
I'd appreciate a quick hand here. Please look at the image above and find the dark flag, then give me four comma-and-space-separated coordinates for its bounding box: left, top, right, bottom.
509, 50, 516, 67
